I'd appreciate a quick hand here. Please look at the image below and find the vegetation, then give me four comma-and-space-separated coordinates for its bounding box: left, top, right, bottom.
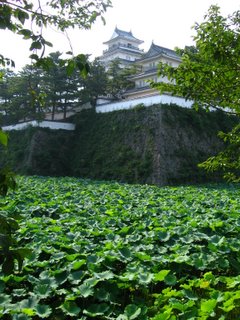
0, 4, 239, 319
152, 5, 240, 181
0, 128, 29, 276
2, 105, 237, 185
0, 0, 113, 271
106, 59, 139, 99
0, 57, 138, 124
0, 176, 239, 318
0, 0, 112, 74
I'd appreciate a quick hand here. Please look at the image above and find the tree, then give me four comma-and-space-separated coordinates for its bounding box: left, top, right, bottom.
0, 0, 112, 273
40, 51, 80, 120
152, 5, 240, 181
0, 66, 46, 124
0, 0, 112, 74
0, 69, 15, 123
79, 58, 108, 106
106, 59, 139, 99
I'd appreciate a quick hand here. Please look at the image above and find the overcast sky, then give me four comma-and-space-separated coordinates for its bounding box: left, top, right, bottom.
0, 0, 239, 70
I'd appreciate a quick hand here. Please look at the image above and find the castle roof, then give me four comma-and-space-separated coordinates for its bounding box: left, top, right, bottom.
103, 27, 144, 45
137, 42, 180, 61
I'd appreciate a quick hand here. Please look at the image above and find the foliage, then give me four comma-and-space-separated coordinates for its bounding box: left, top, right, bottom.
4, 105, 237, 184
0, 128, 28, 276
71, 108, 154, 184
0, 55, 139, 122
0, 67, 46, 124
80, 58, 108, 106
39, 51, 82, 120
151, 5, 240, 181
199, 124, 240, 182
0, 176, 239, 318
0, 53, 82, 124
106, 59, 139, 99
0, 0, 112, 74
0, 54, 112, 123
0, 0, 112, 276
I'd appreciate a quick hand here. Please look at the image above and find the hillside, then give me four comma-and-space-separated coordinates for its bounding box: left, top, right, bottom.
5, 104, 237, 185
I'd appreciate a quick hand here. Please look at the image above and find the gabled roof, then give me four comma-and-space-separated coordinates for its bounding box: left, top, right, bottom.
138, 42, 180, 61
103, 27, 144, 45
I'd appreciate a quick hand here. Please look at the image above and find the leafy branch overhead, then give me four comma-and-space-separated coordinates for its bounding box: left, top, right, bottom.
0, 0, 112, 73
152, 6, 240, 114
151, 5, 240, 181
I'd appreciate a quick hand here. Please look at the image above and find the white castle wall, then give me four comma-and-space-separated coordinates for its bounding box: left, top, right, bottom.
96, 94, 193, 113
2, 120, 76, 131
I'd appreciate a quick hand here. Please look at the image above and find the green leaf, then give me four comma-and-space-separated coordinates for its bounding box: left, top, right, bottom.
66, 60, 76, 76
30, 41, 42, 50
75, 54, 90, 77
119, 247, 132, 259
34, 284, 52, 298
151, 310, 171, 320
34, 304, 52, 318
138, 272, 154, 284
54, 270, 68, 285
29, 54, 39, 61
69, 270, 85, 284
66, 253, 81, 261
0, 130, 8, 146
158, 230, 170, 241
79, 282, 94, 298
200, 299, 217, 314
71, 259, 86, 270
83, 303, 109, 317
164, 274, 177, 286
154, 270, 171, 282
16, 248, 32, 259
135, 252, 152, 261
125, 304, 142, 320
0, 281, 5, 294
15, 8, 29, 24
12, 288, 26, 297
94, 270, 114, 280
60, 301, 81, 316
18, 28, 32, 39
183, 289, 198, 300
0, 294, 11, 305
21, 309, 36, 316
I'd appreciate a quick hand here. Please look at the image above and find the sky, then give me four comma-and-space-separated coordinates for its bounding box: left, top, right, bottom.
0, 0, 239, 71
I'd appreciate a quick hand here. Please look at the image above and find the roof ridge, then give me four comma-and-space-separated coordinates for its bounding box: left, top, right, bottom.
152, 42, 175, 53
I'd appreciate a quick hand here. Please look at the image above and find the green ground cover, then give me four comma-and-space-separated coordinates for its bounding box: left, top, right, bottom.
0, 176, 239, 319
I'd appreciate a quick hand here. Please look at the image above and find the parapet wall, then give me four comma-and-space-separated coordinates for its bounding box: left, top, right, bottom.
2, 120, 76, 131
96, 94, 193, 113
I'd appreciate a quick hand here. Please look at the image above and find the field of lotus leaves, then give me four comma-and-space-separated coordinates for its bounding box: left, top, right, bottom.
0, 176, 239, 319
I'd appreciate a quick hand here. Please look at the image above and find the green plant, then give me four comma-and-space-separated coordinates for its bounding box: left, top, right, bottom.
0, 176, 239, 318
152, 5, 240, 181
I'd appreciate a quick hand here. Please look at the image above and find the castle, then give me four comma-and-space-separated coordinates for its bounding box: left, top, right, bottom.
96, 27, 192, 112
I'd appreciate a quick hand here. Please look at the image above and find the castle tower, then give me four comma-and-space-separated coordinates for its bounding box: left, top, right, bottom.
99, 27, 144, 69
